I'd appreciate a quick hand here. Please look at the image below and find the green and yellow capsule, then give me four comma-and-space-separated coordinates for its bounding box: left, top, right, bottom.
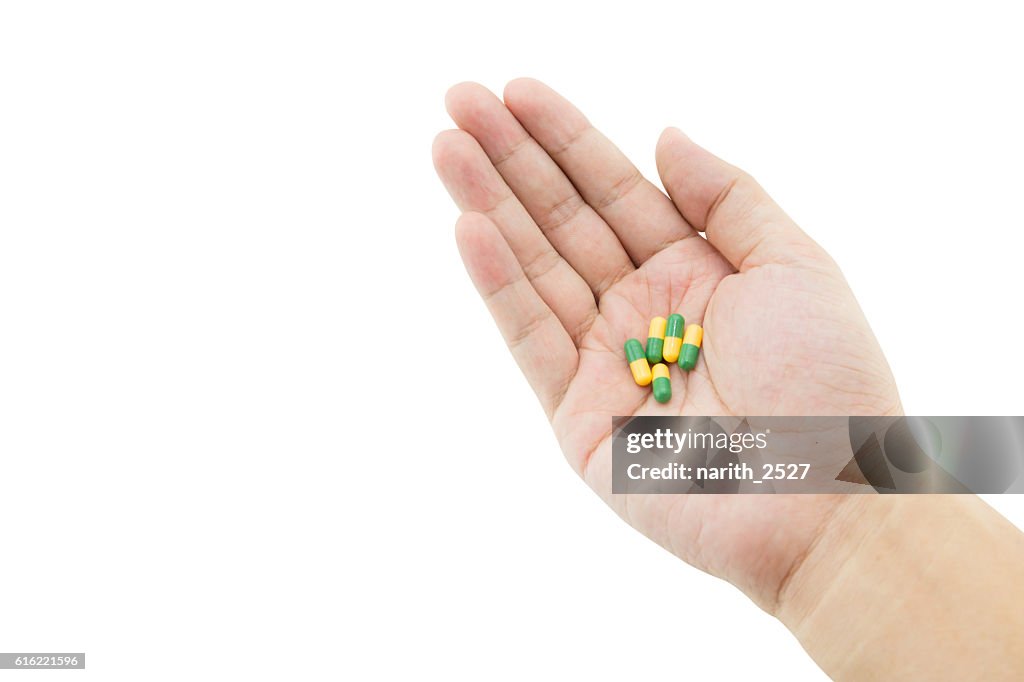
662, 314, 685, 363
652, 363, 671, 403
645, 317, 667, 365
624, 338, 653, 386
678, 324, 704, 371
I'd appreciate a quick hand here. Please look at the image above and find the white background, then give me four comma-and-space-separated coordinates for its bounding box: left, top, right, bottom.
1, 1, 1022, 680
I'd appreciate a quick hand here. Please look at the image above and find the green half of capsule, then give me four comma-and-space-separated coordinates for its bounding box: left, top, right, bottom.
665, 314, 685, 339
652, 364, 671, 403
624, 338, 645, 363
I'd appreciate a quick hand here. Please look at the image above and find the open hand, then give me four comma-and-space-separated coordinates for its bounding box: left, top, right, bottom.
433, 79, 901, 613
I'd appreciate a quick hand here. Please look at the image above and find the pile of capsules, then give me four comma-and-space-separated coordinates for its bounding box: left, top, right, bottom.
624, 314, 703, 404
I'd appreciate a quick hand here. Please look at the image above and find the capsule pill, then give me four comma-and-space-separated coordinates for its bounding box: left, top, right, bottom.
645, 317, 667, 365
625, 338, 653, 386
678, 324, 703, 371
662, 314, 685, 363
652, 363, 671, 403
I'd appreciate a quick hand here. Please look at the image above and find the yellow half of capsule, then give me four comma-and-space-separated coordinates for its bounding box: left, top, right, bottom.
629, 358, 653, 386
663, 337, 682, 362
647, 316, 667, 340
682, 324, 704, 348
652, 363, 670, 381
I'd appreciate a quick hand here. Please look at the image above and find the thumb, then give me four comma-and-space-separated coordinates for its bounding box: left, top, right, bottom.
656, 127, 828, 272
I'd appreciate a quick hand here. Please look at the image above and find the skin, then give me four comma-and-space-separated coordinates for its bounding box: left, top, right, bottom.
433, 79, 1024, 678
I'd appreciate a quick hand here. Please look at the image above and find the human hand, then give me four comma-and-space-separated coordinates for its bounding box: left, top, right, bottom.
432, 79, 901, 613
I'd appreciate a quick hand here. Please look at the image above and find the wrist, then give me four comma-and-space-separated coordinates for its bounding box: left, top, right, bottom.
776, 496, 1024, 679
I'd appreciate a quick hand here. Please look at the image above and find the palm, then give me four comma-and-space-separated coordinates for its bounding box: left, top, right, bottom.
435, 79, 900, 611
